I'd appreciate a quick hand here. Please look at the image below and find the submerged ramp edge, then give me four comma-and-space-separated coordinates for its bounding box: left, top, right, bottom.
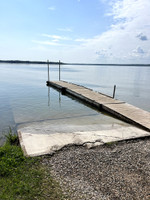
47, 81, 150, 132
18, 81, 150, 157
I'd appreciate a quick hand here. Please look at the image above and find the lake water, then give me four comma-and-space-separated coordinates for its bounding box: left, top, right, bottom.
0, 63, 150, 142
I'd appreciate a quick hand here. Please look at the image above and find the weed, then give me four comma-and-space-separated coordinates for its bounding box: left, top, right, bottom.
0, 130, 66, 200
5, 127, 19, 146
104, 141, 118, 148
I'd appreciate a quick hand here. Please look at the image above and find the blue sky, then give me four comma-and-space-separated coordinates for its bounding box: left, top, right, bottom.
0, 0, 150, 63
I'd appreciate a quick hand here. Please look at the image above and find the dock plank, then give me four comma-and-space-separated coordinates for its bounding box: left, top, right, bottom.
47, 81, 150, 132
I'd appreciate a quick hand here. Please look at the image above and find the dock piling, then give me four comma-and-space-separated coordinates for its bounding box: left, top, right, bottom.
113, 85, 116, 98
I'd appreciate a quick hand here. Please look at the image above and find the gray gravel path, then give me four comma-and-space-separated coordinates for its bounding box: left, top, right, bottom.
42, 138, 150, 200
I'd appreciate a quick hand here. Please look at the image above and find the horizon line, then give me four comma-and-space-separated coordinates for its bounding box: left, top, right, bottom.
0, 59, 150, 66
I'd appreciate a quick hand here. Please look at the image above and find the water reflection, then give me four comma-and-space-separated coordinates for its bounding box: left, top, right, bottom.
59, 92, 61, 107
48, 87, 50, 107
47, 86, 62, 107
61, 65, 150, 111
0, 64, 150, 139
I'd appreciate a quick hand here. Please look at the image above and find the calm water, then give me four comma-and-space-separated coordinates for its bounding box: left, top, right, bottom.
0, 63, 150, 141
61, 65, 150, 111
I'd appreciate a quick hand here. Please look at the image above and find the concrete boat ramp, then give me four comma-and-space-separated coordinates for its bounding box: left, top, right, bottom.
18, 81, 150, 157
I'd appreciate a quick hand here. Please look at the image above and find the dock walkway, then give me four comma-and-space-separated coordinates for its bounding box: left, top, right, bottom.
47, 81, 150, 132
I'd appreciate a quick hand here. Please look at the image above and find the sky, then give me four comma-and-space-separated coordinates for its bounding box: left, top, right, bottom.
0, 0, 150, 64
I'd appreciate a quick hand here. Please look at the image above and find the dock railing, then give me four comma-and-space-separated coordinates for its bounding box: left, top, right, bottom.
47, 60, 117, 98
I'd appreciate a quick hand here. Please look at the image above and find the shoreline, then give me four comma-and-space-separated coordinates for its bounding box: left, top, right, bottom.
0, 59, 150, 66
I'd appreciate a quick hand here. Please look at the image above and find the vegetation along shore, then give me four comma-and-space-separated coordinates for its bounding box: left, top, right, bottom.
0, 130, 150, 199
0, 131, 68, 200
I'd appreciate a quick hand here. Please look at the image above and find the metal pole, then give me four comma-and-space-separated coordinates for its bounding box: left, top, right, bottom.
59, 60, 60, 81
47, 60, 50, 82
113, 85, 116, 98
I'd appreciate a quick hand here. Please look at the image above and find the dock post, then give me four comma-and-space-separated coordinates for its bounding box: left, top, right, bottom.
113, 85, 116, 98
59, 60, 61, 81
47, 60, 50, 82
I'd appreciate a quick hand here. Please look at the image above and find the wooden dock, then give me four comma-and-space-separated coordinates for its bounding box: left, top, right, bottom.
47, 81, 150, 132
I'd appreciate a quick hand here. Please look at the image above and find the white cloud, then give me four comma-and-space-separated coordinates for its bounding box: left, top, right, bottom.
32, 33, 75, 47
68, 0, 150, 63
48, 6, 55, 11
42, 34, 71, 41
33, 0, 150, 63
75, 38, 92, 43
57, 28, 73, 32
32, 40, 61, 46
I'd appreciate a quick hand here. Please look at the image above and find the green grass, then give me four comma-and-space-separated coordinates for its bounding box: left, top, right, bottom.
0, 132, 67, 200
4, 127, 19, 146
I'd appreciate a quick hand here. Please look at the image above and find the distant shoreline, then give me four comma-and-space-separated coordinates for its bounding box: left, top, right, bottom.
0, 60, 150, 66
0, 60, 59, 65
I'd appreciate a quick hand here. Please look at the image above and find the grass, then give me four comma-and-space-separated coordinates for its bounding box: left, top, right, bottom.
0, 130, 67, 200
4, 127, 19, 146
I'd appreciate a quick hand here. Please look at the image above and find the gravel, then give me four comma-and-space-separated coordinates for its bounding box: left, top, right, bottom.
42, 138, 150, 200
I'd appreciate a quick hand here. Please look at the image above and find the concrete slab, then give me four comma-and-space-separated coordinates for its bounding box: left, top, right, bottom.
18, 126, 150, 157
